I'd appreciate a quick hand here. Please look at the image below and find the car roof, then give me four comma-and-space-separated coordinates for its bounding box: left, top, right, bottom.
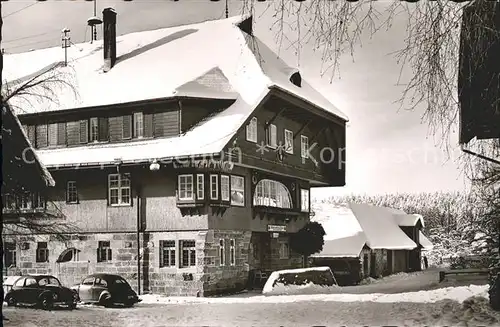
25, 274, 57, 279
86, 273, 124, 280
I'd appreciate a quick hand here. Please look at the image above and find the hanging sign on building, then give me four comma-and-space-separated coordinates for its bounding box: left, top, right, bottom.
173, 159, 234, 172
267, 224, 286, 233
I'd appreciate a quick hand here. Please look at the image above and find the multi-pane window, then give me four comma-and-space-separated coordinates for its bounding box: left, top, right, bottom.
67, 181, 78, 204
123, 115, 132, 139
210, 175, 219, 200
108, 174, 131, 206
33, 193, 45, 209
4, 242, 17, 267
230, 176, 245, 206
284, 129, 294, 154
180, 240, 196, 268
18, 193, 31, 210
178, 174, 194, 200
90, 118, 99, 142
219, 239, 225, 266
159, 240, 176, 268
266, 123, 277, 148
246, 117, 258, 142
36, 242, 49, 263
253, 179, 292, 208
133, 112, 144, 138
300, 189, 310, 212
196, 174, 204, 200
79, 120, 88, 143
97, 241, 112, 262
301, 135, 309, 159
221, 175, 230, 201
279, 241, 290, 259
229, 239, 236, 266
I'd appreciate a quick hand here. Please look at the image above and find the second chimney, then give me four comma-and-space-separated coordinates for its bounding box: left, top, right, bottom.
103, 8, 117, 72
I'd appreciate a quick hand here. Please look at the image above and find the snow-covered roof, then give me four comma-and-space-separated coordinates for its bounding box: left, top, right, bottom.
349, 203, 418, 251
4, 15, 347, 168
394, 214, 425, 227
312, 232, 367, 258
419, 231, 433, 251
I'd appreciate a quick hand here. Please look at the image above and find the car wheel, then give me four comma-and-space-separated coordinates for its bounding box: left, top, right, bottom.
5, 295, 17, 307
99, 295, 112, 308
39, 295, 54, 311
67, 302, 76, 310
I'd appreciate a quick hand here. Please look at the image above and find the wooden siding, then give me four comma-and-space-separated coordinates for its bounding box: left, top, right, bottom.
226, 95, 346, 186
47, 167, 208, 233
152, 110, 178, 137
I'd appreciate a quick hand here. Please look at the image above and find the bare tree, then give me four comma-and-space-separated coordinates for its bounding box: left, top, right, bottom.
242, 0, 498, 154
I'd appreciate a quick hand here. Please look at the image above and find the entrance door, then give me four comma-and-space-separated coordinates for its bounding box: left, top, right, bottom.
386, 250, 393, 275
370, 253, 376, 278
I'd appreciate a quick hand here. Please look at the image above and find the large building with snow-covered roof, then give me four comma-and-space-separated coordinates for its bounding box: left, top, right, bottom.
2, 10, 347, 296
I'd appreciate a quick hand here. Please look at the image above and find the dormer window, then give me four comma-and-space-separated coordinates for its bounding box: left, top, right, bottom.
246, 117, 257, 143
290, 72, 302, 87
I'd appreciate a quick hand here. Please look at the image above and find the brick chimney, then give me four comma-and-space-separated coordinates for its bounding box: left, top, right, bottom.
103, 8, 117, 72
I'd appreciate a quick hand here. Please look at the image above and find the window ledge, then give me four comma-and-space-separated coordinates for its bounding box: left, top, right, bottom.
253, 206, 301, 216
109, 203, 132, 207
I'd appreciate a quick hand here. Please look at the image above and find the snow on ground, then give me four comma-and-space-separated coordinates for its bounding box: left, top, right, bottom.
138, 284, 488, 304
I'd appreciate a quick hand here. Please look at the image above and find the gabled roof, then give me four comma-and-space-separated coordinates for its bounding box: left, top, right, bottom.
2, 104, 55, 189
393, 213, 425, 227
348, 203, 417, 251
312, 232, 366, 258
4, 15, 347, 168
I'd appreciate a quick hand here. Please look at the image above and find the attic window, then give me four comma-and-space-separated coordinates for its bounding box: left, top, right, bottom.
290, 72, 302, 87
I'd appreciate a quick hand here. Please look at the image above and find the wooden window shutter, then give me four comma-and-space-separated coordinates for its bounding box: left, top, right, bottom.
98, 117, 109, 142
153, 112, 165, 137
48, 123, 58, 146
96, 248, 101, 262
144, 113, 154, 138
107, 248, 112, 261
66, 121, 80, 146
79, 120, 88, 143
159, 241, 163, 267
36, 124, 48, 148
122, 115, 132, 139
27, 125, 36, 146
57, 123, 66, 145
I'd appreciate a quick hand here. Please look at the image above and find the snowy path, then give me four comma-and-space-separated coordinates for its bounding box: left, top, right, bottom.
4, 296, 500, 327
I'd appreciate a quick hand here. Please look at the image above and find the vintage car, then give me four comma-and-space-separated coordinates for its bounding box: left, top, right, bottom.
71, 273, 141, 307
4, 275, 79, 310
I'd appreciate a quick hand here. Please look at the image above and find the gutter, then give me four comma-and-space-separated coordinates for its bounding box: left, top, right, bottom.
461, 144, 500, 165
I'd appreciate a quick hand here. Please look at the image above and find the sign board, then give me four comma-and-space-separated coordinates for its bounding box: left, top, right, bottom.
173, 159, 234, 172
272, 233, 279, 239
267, 225, 286, 233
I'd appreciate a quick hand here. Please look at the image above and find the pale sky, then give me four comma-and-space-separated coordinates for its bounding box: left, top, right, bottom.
2, 1, 470, 198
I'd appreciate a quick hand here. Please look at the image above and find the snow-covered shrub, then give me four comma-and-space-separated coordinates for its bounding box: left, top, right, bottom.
262, 267, 337, 295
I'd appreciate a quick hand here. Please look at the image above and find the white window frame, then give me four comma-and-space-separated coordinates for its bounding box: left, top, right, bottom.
90, 117, 99, 142
230, 175, 245, 207
284, 129, 294, 154
266, 123, 277, 148
67, 181, 78, 204
219, 239, 225, 266
180, 240, 196, 268
221, 175, 230, 201
196, 174, 204, 200
36, 242, 49, 263
97, 241, 112, 262
229, 239, 236, 266
279, 241, 290, 259
159, 240, 176, 268
210, 174, 219, 200
301, 135, 309, 159
108, 173, 131, 206
246, 117, 258, 143
178, 174, 194, 201
253, 179, 293, 208
300, 188, 310, 212
33, 193, 45, 209
133, 112, 144, 138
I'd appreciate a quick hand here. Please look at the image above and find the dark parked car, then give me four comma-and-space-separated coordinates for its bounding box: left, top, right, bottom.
71, 274, 141, 307
4, 275, 79, 310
